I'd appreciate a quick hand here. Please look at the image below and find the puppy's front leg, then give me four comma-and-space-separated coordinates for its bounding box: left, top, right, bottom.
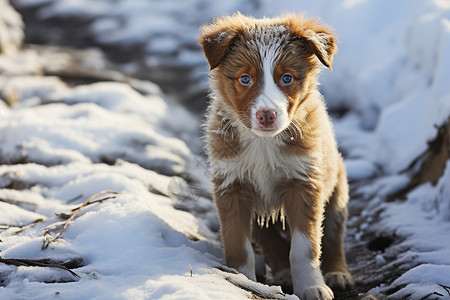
213, 178, 257, 280
282, 180, 334, 300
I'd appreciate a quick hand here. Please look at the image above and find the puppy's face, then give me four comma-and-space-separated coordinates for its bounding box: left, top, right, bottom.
217, 28, 313, 137
199, 14, 336, 137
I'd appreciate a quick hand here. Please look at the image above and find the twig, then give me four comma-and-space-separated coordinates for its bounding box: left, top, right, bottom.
70, 195, 117, 211
419, 291, 443, 300
42, 233, 53, 249
1, 219, 45, 234
14, 218, 46, 235
214, 266, 238, 275
438, 283, 450, 296
213, 267, 284, 299
0, 225, 10, 231
0, 255, 80, 278
189, 264, 193, 277
43, 222, 66, 235
54, 212, 73, 220
56, 190, 118, 239
67, 194, 83, 203
224, 275, 285, 299
0, 197, 37, 206
42, 190, 119, 249
55, 195, 117, 219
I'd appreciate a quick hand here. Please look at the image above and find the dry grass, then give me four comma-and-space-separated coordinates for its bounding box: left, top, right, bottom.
0, 196, 37, 207
42, 190, 119, 249
0, 256, 80, 279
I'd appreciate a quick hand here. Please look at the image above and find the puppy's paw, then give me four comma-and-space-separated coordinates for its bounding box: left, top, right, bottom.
302, 285, 334, 300
324, 271, 354, 290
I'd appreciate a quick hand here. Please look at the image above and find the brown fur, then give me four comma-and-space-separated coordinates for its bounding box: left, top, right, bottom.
200, 13, 353, 299
212, 177, 256, 269
207, 104, 242, 160
199, 13, 337, 70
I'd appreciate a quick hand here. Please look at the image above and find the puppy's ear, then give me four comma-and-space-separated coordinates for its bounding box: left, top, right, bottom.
198, 18, 239, 70
303, 28, 337, 70
288, 15, 337, 70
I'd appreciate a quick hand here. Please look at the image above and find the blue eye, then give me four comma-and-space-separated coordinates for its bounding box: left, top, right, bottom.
240, 74, 252, 85
281, 74, 293, 84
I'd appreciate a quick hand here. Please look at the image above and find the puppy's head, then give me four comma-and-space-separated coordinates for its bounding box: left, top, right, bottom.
199, 13, 337, 137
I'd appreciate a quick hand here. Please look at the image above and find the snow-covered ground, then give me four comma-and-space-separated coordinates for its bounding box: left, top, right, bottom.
0, 48, 287, 299
1, 0, 450, 299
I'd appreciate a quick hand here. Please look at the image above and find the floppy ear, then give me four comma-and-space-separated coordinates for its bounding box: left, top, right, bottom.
302, 28, 337, 70
198, 22, 238, 70
288, 16, 337, 70
199, 28, 236, 70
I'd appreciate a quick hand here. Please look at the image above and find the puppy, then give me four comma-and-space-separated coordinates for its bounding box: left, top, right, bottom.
199, 13, 353, 300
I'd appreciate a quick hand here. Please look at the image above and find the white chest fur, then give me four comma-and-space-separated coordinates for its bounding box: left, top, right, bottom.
210, 128, 316, 217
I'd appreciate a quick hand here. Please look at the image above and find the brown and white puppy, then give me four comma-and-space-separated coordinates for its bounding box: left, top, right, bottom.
199, 13, 353, 300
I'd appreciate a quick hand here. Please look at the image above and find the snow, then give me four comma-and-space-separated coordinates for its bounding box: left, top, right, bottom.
0, 202, 44, 226
343, 158, 376, 181
2, 0, 450, 299
366, 161, 450, 297
0, 74, 283, 299
389, 265, 450, 300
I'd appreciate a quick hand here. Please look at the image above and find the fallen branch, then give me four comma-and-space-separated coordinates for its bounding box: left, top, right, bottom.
438, 283, 450, 296
43, 221, 66, 236
0, 225, 10, 231
56, 190, 118, 238
419, 291, 444, 300
67, 194, 83, 203
42, 190, 119, 249
213, 268, 284, 300
0, 255, 80, 278
214, 266, 239, 275
1, 219, 46, 234
14, 218, 46, 235
0, 197, 37, 207
224, 275, 285, 299
70, 195, 117, 212
55, 195, 118, 220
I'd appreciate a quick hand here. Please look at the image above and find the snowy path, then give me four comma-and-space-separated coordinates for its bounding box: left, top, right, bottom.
0, 51, 379, 299
0, 46, 290, 299
1, 0, 450, 299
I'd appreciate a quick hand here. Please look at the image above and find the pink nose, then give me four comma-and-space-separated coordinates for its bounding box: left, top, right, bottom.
256, 109, 277, 127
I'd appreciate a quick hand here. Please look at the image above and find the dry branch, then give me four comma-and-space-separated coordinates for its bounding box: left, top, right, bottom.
43, 221, 66, 236
70, 195, 117, 211
55, 195, 117, 220
0, 255, 80, 278
54, 212, 73, 220
224, 275, 285, 299
0, 225, 10, 231
14, 218, 46, 234
42, 190, 119, 249
438, 283, 450, 296
0, 219, 45, 234
0, 197, 37, 207
213, 268, 284, 299
67, 194, 83, 203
